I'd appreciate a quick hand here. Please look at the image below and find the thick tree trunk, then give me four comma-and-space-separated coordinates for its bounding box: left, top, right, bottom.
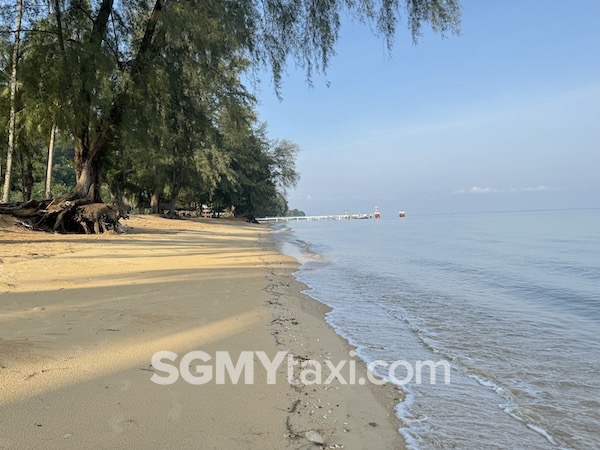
166, 198, 176, 213
45, 123, 57, 199
1, 0, 23, 203
167, 186, 181, 213
64, 138, 104, 203
71, 156, 103, 202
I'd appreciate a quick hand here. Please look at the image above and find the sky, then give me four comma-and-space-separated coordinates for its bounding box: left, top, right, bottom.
251, 0, 600, 216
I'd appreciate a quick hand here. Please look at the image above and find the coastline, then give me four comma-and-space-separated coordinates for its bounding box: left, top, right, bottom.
260, 227, 405, 449
0, 215, 404, 449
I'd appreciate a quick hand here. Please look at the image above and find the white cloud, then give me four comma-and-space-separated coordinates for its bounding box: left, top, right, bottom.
453, 185, 558, 195
453, 186, 500, 195
520, 185, 553, 192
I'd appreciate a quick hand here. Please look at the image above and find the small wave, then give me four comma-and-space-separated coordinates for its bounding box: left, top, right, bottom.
294, 242, 327, 266
269, 225, 292, 233
526, 424, 558, 446
389, 306, 567, 449
270, 231, 329, 268
467, 374, 565, 448
388, 309, 446, 358
395, 391, 422, 450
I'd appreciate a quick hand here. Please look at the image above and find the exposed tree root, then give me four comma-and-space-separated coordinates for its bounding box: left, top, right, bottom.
0, 199, 126, 234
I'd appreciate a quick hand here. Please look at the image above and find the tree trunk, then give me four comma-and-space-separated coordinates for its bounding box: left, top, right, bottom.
71, 157, 103, 202
18, 151, 33, 202
150, 192, 160, 214
24, 160, 33, 202
65, 138, 104, 203
165, 164, 187, 213
108, 186, 131, 216
1, 0, 23, 203
45, 123, 57, 199
166, 197, 177, 213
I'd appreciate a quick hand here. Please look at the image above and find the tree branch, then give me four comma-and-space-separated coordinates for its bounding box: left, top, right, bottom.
90, 0, 165, 157
53, 0, 66, 58
130, 0, 163, 80
89, 0, 114, 46
0, 28, 60, 35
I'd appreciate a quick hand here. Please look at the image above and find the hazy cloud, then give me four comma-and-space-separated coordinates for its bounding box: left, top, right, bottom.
453, 186, 500, 195
519, 186, 554, 192
453, 185, 557, 195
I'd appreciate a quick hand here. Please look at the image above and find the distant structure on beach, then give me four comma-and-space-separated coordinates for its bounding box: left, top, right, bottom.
399, 211, 406, 218
374, 206, 381, 219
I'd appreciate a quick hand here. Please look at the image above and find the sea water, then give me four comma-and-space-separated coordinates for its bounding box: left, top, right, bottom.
272, 209, 600, 450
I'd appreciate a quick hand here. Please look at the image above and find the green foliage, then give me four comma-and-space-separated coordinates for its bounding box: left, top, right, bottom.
11, 137, 75, 199
286, 208, 306, 217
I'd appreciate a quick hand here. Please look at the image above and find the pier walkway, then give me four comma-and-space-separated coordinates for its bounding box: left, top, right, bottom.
256, 214, 371, 223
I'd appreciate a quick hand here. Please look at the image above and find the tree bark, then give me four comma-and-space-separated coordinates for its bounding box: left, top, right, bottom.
166, 168, 183, 212
68, 138, 104, 202
18, 151, 33, 202
45, 123, 57, 199
1, 0, 23, 203
150, 192, 160, 214
166, 192, 179, 213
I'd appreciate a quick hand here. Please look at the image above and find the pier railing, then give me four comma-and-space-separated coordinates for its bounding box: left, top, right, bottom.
256, 214, 372, 223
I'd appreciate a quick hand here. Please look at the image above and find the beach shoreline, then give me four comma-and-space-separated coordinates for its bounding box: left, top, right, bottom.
259, 224, 405, 449
0, 215, 404, 449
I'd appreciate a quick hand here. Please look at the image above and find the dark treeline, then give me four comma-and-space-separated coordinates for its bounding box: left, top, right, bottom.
0, 0, 459, 229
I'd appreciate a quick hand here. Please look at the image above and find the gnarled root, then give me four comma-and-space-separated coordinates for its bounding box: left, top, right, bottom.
0, 199, 126, 234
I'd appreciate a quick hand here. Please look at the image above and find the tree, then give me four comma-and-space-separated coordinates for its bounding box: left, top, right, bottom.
1, 0, 23, 202
205, 112, 300, 218
287, 208, 306, 217
270, 139, 300, 194
44, 123, 56, 198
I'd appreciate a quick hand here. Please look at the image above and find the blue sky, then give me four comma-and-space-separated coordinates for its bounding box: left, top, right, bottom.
255, 0, 600, 216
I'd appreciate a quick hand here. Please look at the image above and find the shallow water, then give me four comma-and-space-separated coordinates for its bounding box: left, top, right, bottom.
273, 209, 600, 450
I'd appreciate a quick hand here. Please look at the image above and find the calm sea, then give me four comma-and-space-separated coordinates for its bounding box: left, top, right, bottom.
272, 209, 600, 450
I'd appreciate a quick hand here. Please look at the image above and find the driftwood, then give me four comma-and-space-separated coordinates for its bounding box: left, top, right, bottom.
0, 199, 126, 234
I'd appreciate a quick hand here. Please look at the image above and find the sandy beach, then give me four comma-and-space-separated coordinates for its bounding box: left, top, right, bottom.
0, 215, 403, 449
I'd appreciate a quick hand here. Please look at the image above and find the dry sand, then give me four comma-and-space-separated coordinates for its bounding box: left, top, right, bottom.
0, 215, 404, 449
